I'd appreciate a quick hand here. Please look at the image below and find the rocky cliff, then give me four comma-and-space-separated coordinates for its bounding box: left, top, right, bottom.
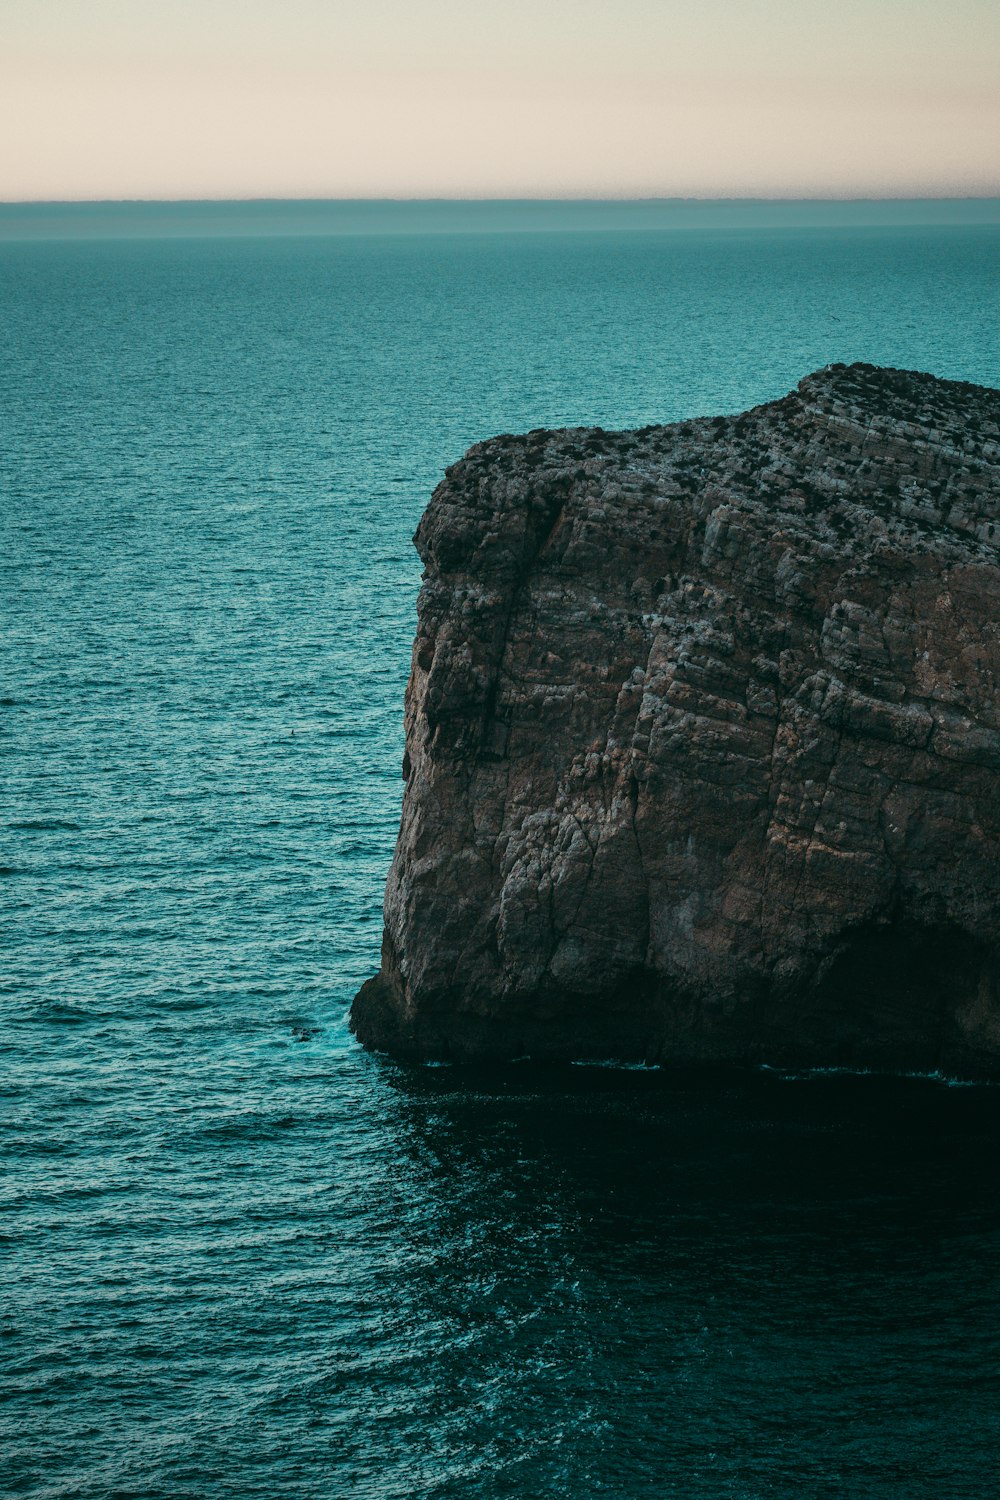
352, 364, 1000, 1076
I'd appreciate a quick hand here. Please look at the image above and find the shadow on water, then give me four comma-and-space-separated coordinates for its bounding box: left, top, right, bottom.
358, 1062, 1000, 1499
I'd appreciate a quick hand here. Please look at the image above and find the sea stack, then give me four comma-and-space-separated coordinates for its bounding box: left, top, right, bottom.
352, 364, 1000, 1076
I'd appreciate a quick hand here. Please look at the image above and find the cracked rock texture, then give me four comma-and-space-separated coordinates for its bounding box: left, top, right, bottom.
351, 364, 1000, 1076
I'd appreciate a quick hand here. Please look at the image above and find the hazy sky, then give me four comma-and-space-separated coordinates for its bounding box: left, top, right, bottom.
3, 0, 999, 200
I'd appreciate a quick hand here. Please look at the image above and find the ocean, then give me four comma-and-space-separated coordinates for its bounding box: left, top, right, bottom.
3, 202, 1000, 1497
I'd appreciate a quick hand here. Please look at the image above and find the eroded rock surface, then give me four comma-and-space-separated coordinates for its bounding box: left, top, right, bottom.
352, 364, 1000, 1075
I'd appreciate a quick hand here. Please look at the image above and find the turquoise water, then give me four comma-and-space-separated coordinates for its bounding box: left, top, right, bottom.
3, 210, 1000, 1497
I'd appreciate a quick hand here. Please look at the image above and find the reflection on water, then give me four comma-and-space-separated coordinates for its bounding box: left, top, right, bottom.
376, 1065, 1000, 1497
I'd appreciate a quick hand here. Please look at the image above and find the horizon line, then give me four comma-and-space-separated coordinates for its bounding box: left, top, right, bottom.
4, 193, 1000, 206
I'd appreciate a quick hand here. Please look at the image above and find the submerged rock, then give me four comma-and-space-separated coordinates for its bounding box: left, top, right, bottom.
352, 364, 1000, 1076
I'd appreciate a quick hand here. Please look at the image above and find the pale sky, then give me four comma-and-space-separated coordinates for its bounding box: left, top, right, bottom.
3, 0, 999, 200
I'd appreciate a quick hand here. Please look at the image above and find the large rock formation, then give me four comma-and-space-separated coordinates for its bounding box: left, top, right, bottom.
352, 364, 1000, 1076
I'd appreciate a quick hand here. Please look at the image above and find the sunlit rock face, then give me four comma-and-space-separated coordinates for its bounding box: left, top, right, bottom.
352, 364, 1000, 1076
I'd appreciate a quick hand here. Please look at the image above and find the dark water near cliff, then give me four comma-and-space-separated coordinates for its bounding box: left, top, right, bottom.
3, 205, 1000, 1497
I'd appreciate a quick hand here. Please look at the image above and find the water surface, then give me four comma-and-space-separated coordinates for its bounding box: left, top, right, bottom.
3, 207, 1000, 1497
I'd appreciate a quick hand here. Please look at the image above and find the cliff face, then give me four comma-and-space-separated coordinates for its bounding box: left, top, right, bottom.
352, 364, 1000, 1076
